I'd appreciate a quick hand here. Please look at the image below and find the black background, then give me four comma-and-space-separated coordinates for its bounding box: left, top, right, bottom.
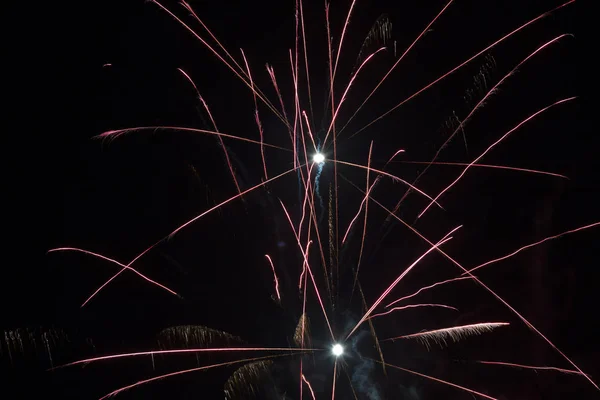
3, 0, 598, 399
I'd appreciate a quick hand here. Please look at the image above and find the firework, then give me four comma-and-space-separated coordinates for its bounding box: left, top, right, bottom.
37, 0, 598, 398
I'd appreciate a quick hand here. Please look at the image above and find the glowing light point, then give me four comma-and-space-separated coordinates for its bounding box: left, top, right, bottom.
331, 343, 344, 357
313, 153, 325, 164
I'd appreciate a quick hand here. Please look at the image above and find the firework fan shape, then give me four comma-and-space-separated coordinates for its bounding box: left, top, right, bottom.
37, 0, 597, 398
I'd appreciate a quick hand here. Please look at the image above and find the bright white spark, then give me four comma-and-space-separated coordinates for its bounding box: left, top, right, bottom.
331, 343, 344, 357
313, 153, 325, 164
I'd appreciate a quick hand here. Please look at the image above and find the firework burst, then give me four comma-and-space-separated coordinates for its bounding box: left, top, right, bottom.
34, 0, 598, 398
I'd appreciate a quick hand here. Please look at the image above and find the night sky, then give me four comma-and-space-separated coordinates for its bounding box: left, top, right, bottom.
4, 0, 598, 399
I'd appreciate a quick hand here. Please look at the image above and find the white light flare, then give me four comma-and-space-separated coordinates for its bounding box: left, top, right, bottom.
313, 152, 325, 164
331, 343, 344, 357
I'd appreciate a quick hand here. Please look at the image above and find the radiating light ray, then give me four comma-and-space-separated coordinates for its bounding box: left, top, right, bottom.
177, 68, 242, 195
47, 248, 179, 298
334, 159, 443, 208
302, 373, 317, 400
383, 322, 510, 349
349, 0, 576, 139
341, 175, 598, 389
476, 360, 593, 377
418, 97, 576, 218
81, 166, 298, 307
339, 0, 454, 135
369, 303, 458, 320
240, 49, 268, 180
95, 126, 290, 151
464, 222, 600, 276
369, 358, 498, 400
386, 276, 472, 308
280, 201, 335, 340
98, 354, 289, 400
346, 228, 459, 340
264, 255, 280, 302
394, 160, 569, 179
53, 347, 316, 369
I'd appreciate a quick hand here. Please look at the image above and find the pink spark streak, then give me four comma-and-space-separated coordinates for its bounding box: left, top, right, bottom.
302, 374, 317, 400
351, 141, 374, 296
342, 149, 406, 244
370, 358, 498, 400
464, 222, 600, 276
240, 49, 268, 180
264, 255, 280, 301
418, 97, 576, 218
350, 0, 576, 138
342, 177, 598, 389
346, 227, 460, 339
47, 248, 179, 298
95, 126, 289, 151
177, 68, 242, 195
369, 303, 458, 320
386, 276, 473, 308
395, 160, 569, 179
339, 0, 454, 135
476, 360, 592, 377
334, 159, 443, 209
55, 347, 315, 369
280, 200, 335, 340
79, 167, 298, 307
98, 354, 286, 400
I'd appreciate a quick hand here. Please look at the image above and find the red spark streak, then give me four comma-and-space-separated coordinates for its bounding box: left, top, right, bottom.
346, 228, 459, 340
98, 354, 287, 400
55, 347, 315, 369
96, 126, 289, 151
78, 167, 298, 307
302, 374, 317, 400
395, 161, 569, 179
369, 303, 458, 320
464, 222, 600, 276
344, 178, 598, 390
418, 97, 576, 218
370, 358, 498, 400
339, 0, 454, 136
47, 248, 179, 298
476, 360, 592, 377
386, 276, 472, 308
350, 0, 576, 139
264, 255, 280, 301
177, 68, 242, 195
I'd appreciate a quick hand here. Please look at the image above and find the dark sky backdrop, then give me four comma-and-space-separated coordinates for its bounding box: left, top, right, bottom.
4, 0, 598, 399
